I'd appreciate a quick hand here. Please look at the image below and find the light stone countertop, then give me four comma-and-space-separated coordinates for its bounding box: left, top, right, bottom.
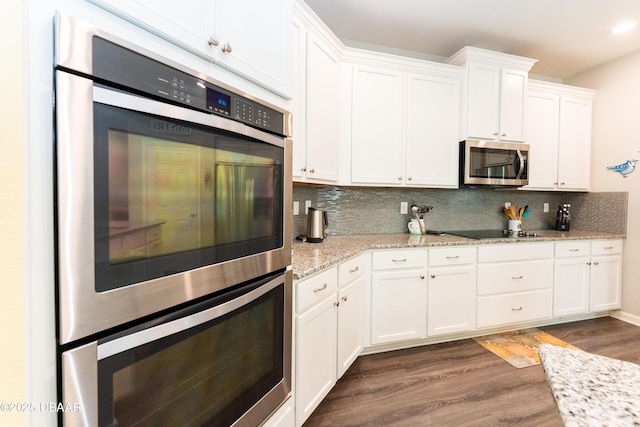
291, 230, 625, 280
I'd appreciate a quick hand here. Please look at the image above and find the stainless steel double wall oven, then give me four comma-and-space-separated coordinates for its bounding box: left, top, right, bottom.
54, 14, 292, 426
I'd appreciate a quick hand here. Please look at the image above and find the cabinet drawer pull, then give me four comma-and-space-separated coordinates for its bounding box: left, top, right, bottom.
313, 283, 328, 292
349, 266, 360, 273
569, 248, 580, 252
446, 255, 460, 259
604, 246, 614, 250
392, 258, 407, 263
511, 275, 524, 280
511, 306, 523, 311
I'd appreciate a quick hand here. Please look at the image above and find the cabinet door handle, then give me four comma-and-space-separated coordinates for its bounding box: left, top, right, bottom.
392, 258, 407, 263
587, 262, 592, 266
309, 168, 315, 174
501, 133, 507, 137
349, 266, 360, 273
334, 301, 340, 307
593, 261, 599, 266
398, 176, 403, 181
208, 36, 219, 46
407, 176, 413, 181
446, 255, 459, 259
341, 296, 348, 302
222, 42, 233, 53
313, 283, 327, 292
430, 274, 435, 279
493, 131, 499, 136
511, 275, 524, 280
511, 306, 523, 311
420, 275, 425, 280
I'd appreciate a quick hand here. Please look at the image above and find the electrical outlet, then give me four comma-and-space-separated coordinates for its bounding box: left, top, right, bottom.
293, 201, 299, 216
305, 200, 311, 214
544, 203, 549, 213
504, 202, 511, 208
400, 202, 408, 214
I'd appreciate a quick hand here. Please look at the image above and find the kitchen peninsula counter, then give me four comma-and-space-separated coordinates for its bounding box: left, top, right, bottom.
292, 230, 625, 280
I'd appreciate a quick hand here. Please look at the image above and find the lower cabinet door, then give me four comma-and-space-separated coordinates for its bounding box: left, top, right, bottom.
337, 276, 365, 378
370, 270, 427, 344
590, 255, 622, 312
554, 257, 590, 316
427, 265, 476, 335
295, 296, 337, 426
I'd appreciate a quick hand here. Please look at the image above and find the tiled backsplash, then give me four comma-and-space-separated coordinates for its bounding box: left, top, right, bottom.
292, 185, 627, 238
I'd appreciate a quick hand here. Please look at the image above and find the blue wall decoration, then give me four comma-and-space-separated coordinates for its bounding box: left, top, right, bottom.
607, 159, 637, 178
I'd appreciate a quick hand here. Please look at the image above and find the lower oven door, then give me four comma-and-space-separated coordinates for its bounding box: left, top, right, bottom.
61, 270, 292, 427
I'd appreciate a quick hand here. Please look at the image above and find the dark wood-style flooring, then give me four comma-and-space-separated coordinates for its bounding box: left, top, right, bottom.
303, 316, 640, 426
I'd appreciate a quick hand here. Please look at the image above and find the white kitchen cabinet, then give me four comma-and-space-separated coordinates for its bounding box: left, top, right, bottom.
554, 241, 591, 316
525, 80, 595, 191
295, 254, 366, 426
476, 243, 553, 329
427, 247, 477, 336
446, 46, 536, 142
295, 267, 337, 426
350, 64, 405, 185
88, 0, 293, 97
292, 5, 342, 183
370, 249, 427, 344
346, 51, 462, 188
589, 240, 623, 312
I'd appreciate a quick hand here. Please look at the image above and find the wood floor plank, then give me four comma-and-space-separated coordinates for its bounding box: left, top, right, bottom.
303, 317, 640, 426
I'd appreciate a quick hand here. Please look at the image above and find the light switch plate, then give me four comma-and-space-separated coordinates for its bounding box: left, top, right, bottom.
293, 201, 299, 216
400, 202, 408, 214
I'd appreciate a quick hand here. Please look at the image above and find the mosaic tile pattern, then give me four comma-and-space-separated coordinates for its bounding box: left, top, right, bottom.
292, 185, 627, 237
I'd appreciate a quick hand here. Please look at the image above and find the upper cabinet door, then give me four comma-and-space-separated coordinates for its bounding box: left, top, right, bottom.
525, 90, 560, 189
466, 63, 501, 140
87, 0, 293, 97
405, 72, 460, 188
557, 96, 593, 191
215, 0, 293, 97
499, 68, 528, 142
350, 65, 405, 185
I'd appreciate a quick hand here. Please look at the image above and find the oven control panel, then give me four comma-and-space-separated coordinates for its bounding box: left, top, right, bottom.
91, 37, 285, 136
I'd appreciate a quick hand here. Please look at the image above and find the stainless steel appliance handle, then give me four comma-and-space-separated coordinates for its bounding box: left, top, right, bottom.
97, 273, 284, 360
515, 150, 525, 180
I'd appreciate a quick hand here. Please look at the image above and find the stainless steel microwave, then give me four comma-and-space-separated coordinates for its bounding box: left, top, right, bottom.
459, 140, 529, 187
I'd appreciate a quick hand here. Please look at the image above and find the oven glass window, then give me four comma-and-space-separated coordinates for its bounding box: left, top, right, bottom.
468, 147, 528, 179
94, 103, 284, 291
97, 279, 284, 427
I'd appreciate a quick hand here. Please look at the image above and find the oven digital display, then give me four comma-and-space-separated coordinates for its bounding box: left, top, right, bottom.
206, 88, 231, 116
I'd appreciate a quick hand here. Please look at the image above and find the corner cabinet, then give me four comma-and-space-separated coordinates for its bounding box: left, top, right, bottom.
292, 4, 342, 183
445, 46, 536, 142
87, 0, 293, 97
344, 51, 462, 188
525, 80, 596, 191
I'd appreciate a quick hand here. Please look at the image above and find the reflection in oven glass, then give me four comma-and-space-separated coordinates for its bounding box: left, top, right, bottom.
101, 291, 282, 426
108, 130, 278, 264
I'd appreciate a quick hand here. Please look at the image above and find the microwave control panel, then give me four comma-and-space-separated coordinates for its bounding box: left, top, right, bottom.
90, 37, 284, 135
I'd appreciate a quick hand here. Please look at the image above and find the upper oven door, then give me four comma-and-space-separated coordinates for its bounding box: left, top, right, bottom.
55, 70, 292, 345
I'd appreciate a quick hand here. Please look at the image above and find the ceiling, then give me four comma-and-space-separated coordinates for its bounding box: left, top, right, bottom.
303, 0, 640, 79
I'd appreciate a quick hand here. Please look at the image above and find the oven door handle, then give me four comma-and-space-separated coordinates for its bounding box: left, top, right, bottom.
97, 273, 283, 360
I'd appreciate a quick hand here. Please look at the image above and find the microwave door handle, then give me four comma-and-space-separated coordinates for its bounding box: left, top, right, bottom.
515, 150, 524, 179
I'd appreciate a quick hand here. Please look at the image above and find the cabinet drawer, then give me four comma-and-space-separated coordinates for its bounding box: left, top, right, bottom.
477, 289, 552, 329
477, 259, 553, 295
296, 267, 337, 313
338, 254, 366, 288
371, 249, 426, 270
146, 226, 162, 243
429, 246, 476, 267
477, 243, 553, 262
591, 240, 623, 256
555, 241, 590, 258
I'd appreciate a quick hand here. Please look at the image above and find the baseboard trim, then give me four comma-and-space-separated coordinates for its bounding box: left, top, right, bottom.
610, 310, 640, 327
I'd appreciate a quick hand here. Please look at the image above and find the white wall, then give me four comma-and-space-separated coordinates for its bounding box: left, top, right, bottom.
567, 50, 640, 322
0, 0, 26, 424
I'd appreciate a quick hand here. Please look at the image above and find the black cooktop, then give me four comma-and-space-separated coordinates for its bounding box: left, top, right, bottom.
442, 229, 542, 239
443, 230, 512, 239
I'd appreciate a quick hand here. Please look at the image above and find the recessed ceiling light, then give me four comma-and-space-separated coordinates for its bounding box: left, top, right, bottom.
612, 20, 637, 34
